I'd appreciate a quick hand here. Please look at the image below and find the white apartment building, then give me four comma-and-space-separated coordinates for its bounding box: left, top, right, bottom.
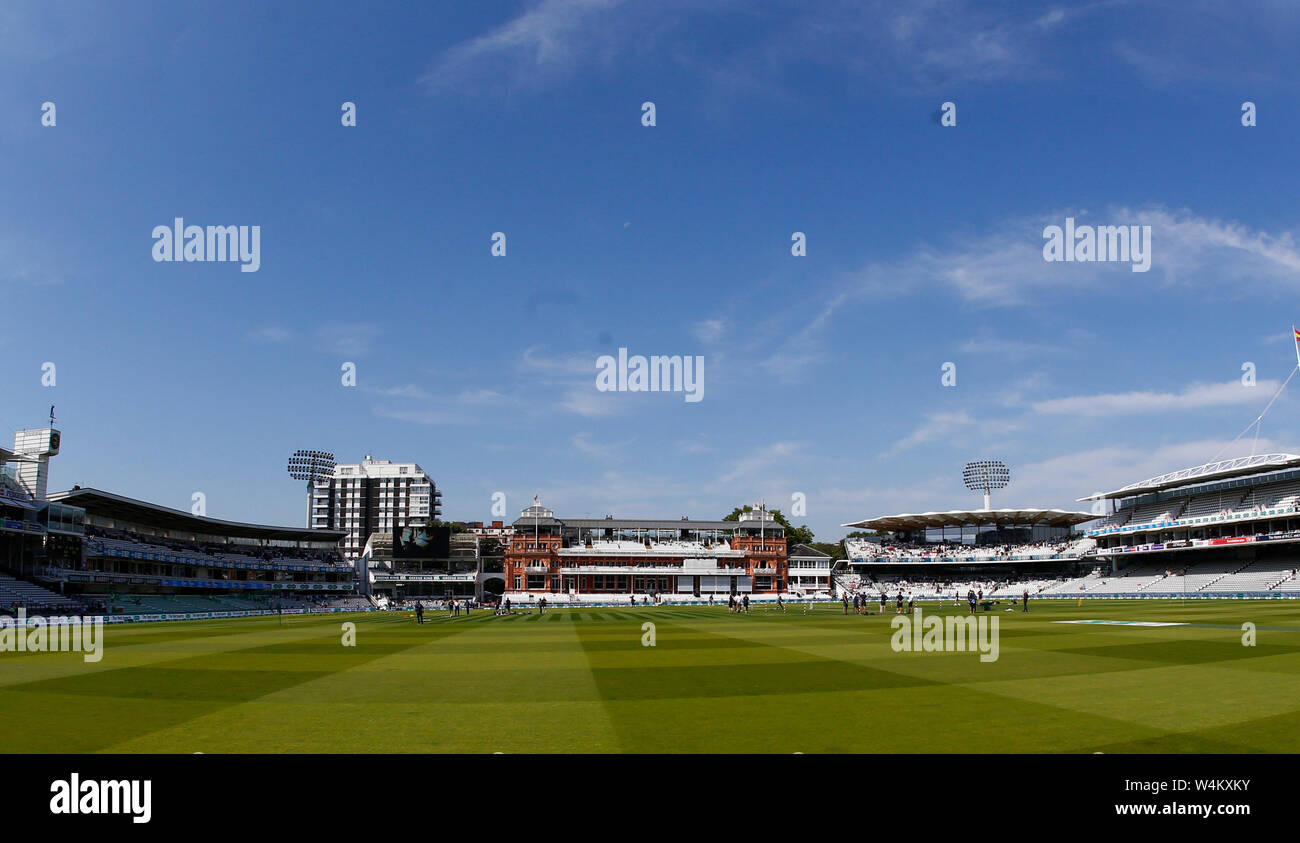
309, 455, 441, 559
787, 543, 834, 595
11, 428, 61, 501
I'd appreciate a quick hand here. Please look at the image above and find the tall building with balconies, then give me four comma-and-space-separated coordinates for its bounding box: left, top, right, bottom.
11, 428, 61, 501
309, 455, 441, 559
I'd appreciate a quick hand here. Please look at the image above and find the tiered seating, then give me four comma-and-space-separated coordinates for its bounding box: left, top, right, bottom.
988, 579, 1057, 597
112, 595, 216, 613
1020, 560, 1300, 594
847, 538, 1087, 561
1272, 571, 1300, 591
1206, 561, 1296, 592
1063, 537, 1096, 555
1095, 509, 1133, 531
1125, 500, 1183, 526
1259, 479, 1300, 509
0, 574, 86, 613
1039, 570, 1104, 593
1085, 562, 1168, 593
844, 539, 881, 560
1181, 495, 1237, 519
1155, 561, 1235, 592
322, 596, 372, 610
85, 534, 348, 572
834, 572, 862, 591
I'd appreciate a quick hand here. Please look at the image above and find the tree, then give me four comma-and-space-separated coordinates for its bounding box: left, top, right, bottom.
806, 541, 846, 561
424, 519, 470, 534
845, 530, 890, 539
721, 505, 814, 546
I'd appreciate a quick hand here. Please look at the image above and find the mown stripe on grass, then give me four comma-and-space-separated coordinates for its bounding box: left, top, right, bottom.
0, 616, 476, 752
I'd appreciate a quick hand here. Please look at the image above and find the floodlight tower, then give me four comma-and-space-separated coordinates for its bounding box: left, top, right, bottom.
287, 449, 335, 528
962, 460, 1010, 511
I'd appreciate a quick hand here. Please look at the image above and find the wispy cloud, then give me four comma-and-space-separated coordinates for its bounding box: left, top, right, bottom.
246, 325, 291, 344
421, 0, 1105, 98
958, 327, 1093, 359
762, 206, 1300, 378
374, 384, 432, 400
719, 440, 805, 485
372, 384, 518, 425
1032, 379, 1280, 418
560, 385, 621, 417
692, 318, 727, 344
422, 0, 635, 94
1015, 436, 1284, 507
572, 431, 631, 463
315, 323, 379, 357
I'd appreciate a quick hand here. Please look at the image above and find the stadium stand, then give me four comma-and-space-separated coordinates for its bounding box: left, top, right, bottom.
845, 536, 1093, 562
0, 573, 86, 614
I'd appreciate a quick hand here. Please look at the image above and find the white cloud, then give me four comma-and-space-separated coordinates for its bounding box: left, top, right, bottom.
422, 0, 1086, 99
760, 206, 1300, 378
882, 410, 1026, 457
559, 385, 621, 417
315, 323, 379, 357
719, 440, 805, 485
518, 346, 594, 378
677, 435, 711, 454
422, 0, 633, 93
572, 431, 630, 463
456, 388, 511, 405
1013, 437, 1284, 509
1032, 379, 1280, 417
373, 406, 457, 425
246, 326, 291, 344
375, 384, 432, 400
692, 319, 726, 344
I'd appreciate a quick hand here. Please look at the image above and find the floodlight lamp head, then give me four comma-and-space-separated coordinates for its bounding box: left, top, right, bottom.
287, 449, 336, 483
962, 460, 1010, 510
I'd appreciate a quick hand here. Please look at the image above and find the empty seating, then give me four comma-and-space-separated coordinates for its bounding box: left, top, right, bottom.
1182, 495, 1237, 519
1208, 561, 1296, 592
0, 574, 86, 613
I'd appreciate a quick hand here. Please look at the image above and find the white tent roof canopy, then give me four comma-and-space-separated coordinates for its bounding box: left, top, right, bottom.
1077, 453, 1300, 502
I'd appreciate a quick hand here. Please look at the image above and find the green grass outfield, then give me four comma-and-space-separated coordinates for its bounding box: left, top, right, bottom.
2, 599, 1299, 753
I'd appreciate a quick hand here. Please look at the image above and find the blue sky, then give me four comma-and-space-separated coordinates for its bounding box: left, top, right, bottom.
4, 0, 1300, 539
